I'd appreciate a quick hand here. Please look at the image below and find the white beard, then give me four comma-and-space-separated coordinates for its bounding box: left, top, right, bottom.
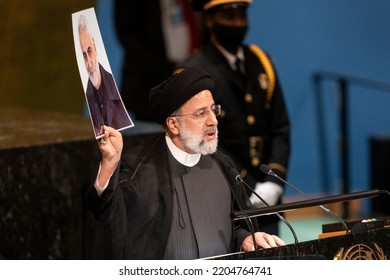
89, 64, 100, 89
178, 120, 218, 155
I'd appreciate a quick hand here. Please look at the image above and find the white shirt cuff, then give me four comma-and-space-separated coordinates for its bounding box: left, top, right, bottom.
94, 163, 111, 196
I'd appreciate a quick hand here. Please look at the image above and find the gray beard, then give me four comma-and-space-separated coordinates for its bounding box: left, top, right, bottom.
178, 121, 218, 155
90, 65, 100, 89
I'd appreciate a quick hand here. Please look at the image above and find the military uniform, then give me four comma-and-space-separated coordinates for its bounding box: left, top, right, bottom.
179, 41, 289, 183
177, 41, 290, 233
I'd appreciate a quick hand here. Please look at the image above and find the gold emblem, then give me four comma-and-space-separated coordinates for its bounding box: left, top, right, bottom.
249, 136, 263, 167
334, 243, 387, 260
247, 115, 255, 125
244, 93, 253, 103
251, 156, 260, 167
258, 73, 268, 90
240, 169, 248, 178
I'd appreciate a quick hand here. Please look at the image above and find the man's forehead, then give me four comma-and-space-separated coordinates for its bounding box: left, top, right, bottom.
79, 31, 93, 47
182, 90, 213, 108
80, 29, 91, 38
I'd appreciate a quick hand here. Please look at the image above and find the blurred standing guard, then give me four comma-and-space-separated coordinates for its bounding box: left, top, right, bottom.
177, 0, 291, 234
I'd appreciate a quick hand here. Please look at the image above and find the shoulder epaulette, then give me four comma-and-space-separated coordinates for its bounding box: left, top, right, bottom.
249, 44, 275, 105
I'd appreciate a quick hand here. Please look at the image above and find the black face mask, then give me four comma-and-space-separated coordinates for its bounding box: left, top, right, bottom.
211, 23, 248, 52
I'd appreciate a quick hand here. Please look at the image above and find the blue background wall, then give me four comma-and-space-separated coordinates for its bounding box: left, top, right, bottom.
244, 1, 390, 201
96, 1, 390, 213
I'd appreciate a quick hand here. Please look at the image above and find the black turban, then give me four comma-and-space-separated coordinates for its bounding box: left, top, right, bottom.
149, 66, 214, 124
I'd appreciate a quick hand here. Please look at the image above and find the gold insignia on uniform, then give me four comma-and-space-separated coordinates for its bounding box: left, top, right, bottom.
249, 45, 275, 105
258, 73, 269, 90
249, 136, 263, 167
251, 156, 260, 167
247, 115, 255, 125
244, 93, 253, 103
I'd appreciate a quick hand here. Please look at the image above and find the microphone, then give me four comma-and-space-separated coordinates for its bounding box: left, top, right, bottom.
260, 164, 349, 233
229, 169, 299, 244
228, 168, 259, 251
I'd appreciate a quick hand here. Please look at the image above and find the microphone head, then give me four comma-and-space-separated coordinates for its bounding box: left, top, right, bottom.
228, 168, 240, 181
260, 164, 271, 175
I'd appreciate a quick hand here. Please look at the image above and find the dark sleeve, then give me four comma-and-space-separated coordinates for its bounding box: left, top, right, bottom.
82, 163, 128, 259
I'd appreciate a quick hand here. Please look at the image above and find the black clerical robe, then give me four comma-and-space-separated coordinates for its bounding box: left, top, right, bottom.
83, 133, 255, 259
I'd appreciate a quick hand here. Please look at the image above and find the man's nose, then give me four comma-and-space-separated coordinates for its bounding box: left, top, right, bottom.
207, 111, 218, 126
86, 55, 93, 68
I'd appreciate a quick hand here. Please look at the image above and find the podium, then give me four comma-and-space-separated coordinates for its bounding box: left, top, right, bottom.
219, 188, 390, 260
207, 225, 390, 260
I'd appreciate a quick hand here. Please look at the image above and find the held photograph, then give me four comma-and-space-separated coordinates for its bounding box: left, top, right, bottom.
71, 7, 133, 139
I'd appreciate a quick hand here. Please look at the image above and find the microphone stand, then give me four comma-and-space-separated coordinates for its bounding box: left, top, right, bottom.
232, 189, 385, 220
262, 165, 350, 233
235, 175, 299, 244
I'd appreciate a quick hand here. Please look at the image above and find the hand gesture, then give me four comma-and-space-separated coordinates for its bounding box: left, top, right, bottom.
96, 125, 123, 187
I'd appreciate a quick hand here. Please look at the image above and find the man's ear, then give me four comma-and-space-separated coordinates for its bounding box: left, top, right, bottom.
166, 117, 179, 135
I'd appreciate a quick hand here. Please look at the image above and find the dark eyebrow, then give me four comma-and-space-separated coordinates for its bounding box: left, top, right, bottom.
195, 106, 208, 112
195, 103, 216, 111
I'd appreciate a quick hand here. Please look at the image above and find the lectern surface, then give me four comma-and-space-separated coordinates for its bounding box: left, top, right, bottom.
207, 227, 390, 260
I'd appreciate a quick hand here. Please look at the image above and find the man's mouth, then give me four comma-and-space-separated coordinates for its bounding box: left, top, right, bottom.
204, 128, 217, 140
